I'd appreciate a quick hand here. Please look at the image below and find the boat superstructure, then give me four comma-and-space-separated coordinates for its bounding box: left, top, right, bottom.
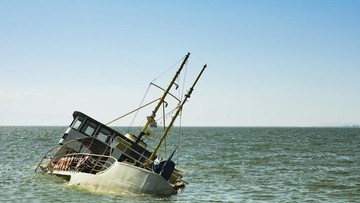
35, 53, 206, 196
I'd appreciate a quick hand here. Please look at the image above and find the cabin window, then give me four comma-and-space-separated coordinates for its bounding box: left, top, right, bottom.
110, 137, 119, 148
71, 116, 84, 130
96, 127, 111, 143
112, 148, 123, 160
83, 121, 97, 136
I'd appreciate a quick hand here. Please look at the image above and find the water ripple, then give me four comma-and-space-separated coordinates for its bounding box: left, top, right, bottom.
0, 127, 359, 202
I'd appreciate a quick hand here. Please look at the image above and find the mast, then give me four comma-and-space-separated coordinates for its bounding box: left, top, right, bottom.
135, 52, 190, 143
146, 64, 207, 164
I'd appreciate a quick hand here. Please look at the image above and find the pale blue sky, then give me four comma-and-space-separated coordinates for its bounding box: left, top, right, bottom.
1, 0, 359, 126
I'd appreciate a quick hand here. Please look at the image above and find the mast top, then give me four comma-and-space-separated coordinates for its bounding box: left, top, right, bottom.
136, 52, 190, 143
145, 63, 207, 164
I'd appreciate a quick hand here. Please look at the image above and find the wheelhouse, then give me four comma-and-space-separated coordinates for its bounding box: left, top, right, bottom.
58, 111, 153, 166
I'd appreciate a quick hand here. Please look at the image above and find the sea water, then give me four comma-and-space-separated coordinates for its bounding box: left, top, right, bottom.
0, 127, 359, 202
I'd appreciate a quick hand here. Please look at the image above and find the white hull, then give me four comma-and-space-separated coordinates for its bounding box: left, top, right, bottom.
50, 161, 177, 196
51, 162, 177, 196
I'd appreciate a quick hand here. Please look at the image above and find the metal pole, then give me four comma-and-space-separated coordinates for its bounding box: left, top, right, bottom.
136, 53, 190, 143
147, 64, 207, 164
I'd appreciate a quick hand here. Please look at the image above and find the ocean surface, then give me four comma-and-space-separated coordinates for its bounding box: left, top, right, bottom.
0, 126, 359, 202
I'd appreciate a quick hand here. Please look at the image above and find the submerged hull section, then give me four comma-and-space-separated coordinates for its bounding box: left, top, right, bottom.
49, 162, 177, 196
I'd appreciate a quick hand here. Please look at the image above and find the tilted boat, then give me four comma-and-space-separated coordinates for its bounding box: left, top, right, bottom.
35, 53, 206, 196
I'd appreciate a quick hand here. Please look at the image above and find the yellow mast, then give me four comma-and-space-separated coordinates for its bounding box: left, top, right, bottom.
147, 64, 207, 164
135, 52, 190, 143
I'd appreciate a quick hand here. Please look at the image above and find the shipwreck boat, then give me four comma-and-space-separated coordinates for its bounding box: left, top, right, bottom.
35, 53, 206, 196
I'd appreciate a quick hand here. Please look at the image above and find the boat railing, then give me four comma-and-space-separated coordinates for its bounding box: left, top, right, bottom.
35, 138, 97, 171
116, 142, 152, 168
36, 136, 153, 174
35, 145, 63, 172
50, 152, 118, 174
74, 136, 152, 169
35, 138, 118, 174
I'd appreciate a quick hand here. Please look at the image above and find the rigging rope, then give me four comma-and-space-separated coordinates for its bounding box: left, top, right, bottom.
108, 54, 189, 163
162, 101, 166, 158
129, 54, 186, 129
129, 83, 152, 129
105, 98, 160, 126
151, 56, 185, 83
176, 57, 187, 166
181, 60, 188, 100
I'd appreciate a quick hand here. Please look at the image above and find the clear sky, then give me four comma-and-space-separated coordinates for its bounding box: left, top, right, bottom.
1, 0, 359, 126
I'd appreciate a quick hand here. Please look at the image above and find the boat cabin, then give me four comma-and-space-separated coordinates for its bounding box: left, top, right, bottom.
58, 111, 153, 166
